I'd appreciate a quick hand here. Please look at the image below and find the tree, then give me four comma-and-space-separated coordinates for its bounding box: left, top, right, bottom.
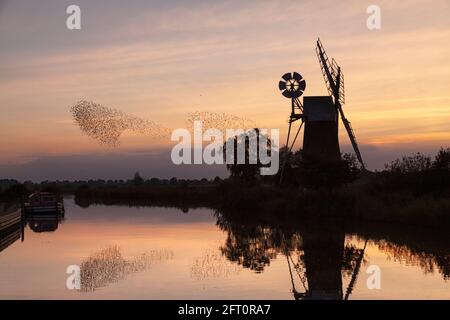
132, 171, 144, 186
433, 147, 450, 171
342, 153, 363, 177
223, 128, 272, 184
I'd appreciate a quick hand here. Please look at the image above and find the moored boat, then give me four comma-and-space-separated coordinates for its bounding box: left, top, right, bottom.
24, 192, 65, 215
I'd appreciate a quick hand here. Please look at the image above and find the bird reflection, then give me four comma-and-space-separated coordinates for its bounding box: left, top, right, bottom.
80, 246, 173, 291
191, 247, 241, 280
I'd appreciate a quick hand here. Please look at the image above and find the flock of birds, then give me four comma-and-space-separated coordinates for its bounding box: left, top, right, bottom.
70, 100, 257, 146
70, 100, 171, 146
186, 111, 257, 134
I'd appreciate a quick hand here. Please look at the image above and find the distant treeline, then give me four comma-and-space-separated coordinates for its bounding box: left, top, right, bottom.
0, 173, 223, 195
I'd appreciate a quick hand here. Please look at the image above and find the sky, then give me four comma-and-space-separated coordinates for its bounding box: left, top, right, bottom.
0, 0, 449, 181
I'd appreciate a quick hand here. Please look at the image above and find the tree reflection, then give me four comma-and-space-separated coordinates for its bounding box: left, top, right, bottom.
220, 225, 281, 273
379, 241, 449, 280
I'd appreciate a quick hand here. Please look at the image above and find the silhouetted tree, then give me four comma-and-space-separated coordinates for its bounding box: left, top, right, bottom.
132, 171, 144, 186
433, 147, 450, 171
342, 153, 363, 177
223, 128, 272, 184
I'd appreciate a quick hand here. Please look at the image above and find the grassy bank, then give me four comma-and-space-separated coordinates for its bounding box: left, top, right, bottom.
70, 180, 450, 228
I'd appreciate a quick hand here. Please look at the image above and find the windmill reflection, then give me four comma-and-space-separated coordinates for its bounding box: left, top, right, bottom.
216, 215, 367, 300
292, 229, 346, 300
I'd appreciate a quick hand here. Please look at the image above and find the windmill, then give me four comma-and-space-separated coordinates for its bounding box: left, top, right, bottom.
315, 38, 365, 169
278, 39, 365, 182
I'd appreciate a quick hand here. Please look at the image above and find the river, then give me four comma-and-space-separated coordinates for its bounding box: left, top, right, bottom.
0, 198, 448, 299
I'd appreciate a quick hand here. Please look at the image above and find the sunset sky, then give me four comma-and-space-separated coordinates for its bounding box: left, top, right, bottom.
1, 0, 449, 180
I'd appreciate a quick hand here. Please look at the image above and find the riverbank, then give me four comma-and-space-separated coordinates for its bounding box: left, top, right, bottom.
72, 181, 450, 228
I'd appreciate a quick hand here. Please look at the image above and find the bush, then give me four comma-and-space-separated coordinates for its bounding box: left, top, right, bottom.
379, 149, 450, 196
297, 155, 360, 190
0, 183, 30, 203
384, 152, 431, 174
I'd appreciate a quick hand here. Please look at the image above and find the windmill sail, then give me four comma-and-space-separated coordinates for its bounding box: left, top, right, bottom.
316, 38, 365, 168
336, 100, 365, 169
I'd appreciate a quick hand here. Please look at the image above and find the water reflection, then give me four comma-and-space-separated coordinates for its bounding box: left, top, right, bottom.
0, 199, 449, 299
26, 213, 64, 233
215, 210, 450, 300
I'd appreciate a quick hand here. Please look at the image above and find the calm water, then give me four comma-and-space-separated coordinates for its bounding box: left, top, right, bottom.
0, 198, 449, 300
